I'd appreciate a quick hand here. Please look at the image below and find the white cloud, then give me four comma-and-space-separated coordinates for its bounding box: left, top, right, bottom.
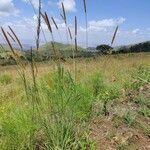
0, 0, 19, 17
48, 1, 56, 7
79, 17, 126, 33
1, 13, 149, 47
58, 0, 76, 12
132, 28, 140, 34
89, 17, 125, 30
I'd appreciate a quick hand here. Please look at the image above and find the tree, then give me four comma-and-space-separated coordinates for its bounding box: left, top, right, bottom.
96, 44, 113, 54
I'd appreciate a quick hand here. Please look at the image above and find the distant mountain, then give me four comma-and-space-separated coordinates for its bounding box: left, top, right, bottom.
0, 43, 33, 52
0, 44, 11, 52
38, 42, 85, 52
87, 47, 96, 51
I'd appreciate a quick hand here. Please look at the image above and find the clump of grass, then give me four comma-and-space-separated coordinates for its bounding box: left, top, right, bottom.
124, 111, 136, 127
37, 67, 94, 149
131, 64, 150, 89
89, 72, 121, 116
90, 72, 104, 97
134, 94, 149, 106
99, 83, 121, 116
139, 106, 150, 117
0, 74, 12, 85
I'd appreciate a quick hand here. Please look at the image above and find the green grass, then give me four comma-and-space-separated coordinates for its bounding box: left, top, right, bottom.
0, 54, 150, 149
0, 74, 12, 85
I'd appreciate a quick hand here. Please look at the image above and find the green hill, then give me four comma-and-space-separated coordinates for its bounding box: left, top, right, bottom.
0, 44, 11, 52
38, 42, 85, 52
24, 42, 87, 61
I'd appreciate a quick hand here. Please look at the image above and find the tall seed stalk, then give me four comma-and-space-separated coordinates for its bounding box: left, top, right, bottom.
1, 27, 28, 99
8, 26, 23, 51
61, 2, 69, 44
74, 16, 78, 81
36, 0, 42, 50
51, 17, 63, 48
68, 26, 75, 74
28, 0, 47, 44
83, 0, 88, 50
7, 31, 16, 42
111, 26, 119, 46
41, 12, 61, 67
103, 26, 119, 72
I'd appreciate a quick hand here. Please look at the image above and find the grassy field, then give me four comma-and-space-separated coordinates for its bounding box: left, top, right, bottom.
0, 53, 150, 149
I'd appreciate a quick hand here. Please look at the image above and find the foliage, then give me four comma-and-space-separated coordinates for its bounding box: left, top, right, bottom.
114, 41, 150, 54
96, 44, 113, 54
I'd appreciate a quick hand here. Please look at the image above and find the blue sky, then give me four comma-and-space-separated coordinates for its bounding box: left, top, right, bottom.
0, 0, 150, 47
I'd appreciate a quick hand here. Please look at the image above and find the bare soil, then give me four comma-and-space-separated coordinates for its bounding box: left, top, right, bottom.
90, 84, 150, 150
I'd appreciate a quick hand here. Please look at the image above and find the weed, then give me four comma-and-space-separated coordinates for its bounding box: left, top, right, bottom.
134, 94, 149, 106
139, 106, 150, 117
124, 111, 136, 127
131, 65, 150, 89
99, 83, 121, 116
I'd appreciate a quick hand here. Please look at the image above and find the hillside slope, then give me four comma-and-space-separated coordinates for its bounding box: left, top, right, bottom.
38, 42, 85, 51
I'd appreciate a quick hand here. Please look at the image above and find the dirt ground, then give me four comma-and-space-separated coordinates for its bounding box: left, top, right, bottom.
90, 84, 150, 150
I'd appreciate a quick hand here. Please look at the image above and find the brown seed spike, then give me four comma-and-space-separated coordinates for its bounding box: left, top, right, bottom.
8, 26, 23, 50
60, 13, 65, 21
83, 0, 87, 13
75, 16, 77, 36
44, 12, 52, 33
40, 12, 46, 21
51, 17, 59, 30
68, 27, 72, 40
62, 2, 67, 24
36, 0, 42, 50
111, 26, 119, 46
75, 16, 78, 52
1, 27, 15, 55
7, 32, 16, 42
75, 38, 78, 52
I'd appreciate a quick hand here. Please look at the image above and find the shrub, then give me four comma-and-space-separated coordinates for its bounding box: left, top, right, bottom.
96, 44, 113, 54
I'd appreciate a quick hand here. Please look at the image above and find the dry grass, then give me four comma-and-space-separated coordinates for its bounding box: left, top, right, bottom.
0, 53, 149, 80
